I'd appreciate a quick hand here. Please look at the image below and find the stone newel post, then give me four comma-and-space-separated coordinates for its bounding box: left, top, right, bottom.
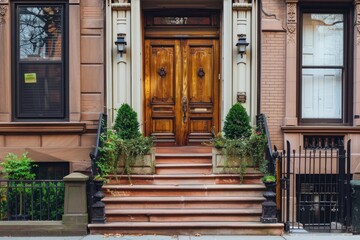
62, 172, 89, 235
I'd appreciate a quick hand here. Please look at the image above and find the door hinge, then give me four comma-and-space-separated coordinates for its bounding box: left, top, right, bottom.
218, 74, 221, 81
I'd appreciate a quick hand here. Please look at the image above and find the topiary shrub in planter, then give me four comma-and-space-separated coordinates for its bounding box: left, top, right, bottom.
212, 103, 266, 180
99, 103, 154, 178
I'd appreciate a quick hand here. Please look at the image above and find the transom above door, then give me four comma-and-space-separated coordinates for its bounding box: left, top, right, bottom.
144, 39, 220, 145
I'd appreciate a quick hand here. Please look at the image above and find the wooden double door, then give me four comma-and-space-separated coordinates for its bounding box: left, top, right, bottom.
144, 39, 220, 145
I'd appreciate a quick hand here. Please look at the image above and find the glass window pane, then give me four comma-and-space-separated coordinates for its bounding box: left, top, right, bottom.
302, 14, 343, 66
18, 6, 63, 61
302, 68, 342, 119
18, 63, 64, 117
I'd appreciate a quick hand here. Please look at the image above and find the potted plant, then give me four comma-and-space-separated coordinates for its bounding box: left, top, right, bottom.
99, 103, 154, 177
212, 103, 252, 175
260, 174, 277, 223
262, 174, 276, 192
211, 104, 269, 180
0, 152, 37, 220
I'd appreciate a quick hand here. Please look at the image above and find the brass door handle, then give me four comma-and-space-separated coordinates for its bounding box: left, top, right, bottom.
182, 96, 187, 123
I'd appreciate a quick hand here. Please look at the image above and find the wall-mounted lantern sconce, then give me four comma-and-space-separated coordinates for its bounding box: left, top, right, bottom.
237, 92, 246, 103
114, 33, 127, 57
236, 34, 249, 58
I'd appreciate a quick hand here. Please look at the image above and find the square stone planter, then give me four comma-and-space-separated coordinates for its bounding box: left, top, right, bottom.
117, 148, 155, 174
212, 147, 243, 174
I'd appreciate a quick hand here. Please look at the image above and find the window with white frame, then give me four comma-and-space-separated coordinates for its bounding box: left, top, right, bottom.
300, 6, 352, 124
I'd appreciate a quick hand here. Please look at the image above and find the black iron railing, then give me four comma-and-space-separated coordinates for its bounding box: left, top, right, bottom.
0, 179, 64, 221
89, 113, 107, 177
88, 113, 107, 224
280, 140, 352, 232
256, 113, 277, 175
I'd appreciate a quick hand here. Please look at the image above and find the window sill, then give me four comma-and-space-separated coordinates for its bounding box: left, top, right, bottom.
281, 125, 360, 134
0, 122, 86, 134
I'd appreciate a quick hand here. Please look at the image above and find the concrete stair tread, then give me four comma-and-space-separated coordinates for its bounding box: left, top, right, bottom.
107, 174, 244, 178
105, 208, 262, 215
107, 173, 262, 179
104, 184, 265, 190
155, 153, 212, 157
89, 221, 284, 235
156, 147, 212, 154
103, 196, 265, 202
89, 221, 283, 228
156, 163, 212, 167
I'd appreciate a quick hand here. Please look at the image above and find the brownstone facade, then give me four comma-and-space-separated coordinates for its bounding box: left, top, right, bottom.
260, 0, 360, 175
0, 0, 105, 174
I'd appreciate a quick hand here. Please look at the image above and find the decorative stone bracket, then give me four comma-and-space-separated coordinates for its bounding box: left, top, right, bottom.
286, 2, 297, 43
356, 3, 360, 45
0, 5, 7, 25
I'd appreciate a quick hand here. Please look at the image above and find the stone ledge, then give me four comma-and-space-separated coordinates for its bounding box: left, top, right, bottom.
282, 125, 360, 133
0, 221, 87, 236
0, 122, 86, 133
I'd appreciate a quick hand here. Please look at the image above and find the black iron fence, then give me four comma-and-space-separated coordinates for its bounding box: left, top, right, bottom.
0, 179, 64, 221
279, 140, 352, 232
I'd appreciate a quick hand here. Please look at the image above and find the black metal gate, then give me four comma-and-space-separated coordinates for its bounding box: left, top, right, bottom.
280, 140, 352, 232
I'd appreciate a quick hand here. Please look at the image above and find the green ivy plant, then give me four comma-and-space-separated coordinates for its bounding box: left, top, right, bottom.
98, 129, 123, 178
246, 130, 268, 173
222, 138, 248, 182
120, 137, 153, 175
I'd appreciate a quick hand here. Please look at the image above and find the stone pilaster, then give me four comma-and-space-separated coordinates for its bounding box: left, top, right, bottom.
233, 0, 254, 120
106, 0, 131, 123
284, 0, 298, 126
0, 1, 10, 122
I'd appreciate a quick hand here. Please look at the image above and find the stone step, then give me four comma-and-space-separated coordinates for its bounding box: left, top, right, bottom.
155, 154, 212, 164
156, 146, 212, 154
106, 173, 262, 185
155, 163, 213, 174
105, 208, 262, 222
103, 184, 265, 197
103, 196, 265, 209
88, 221, 284, 235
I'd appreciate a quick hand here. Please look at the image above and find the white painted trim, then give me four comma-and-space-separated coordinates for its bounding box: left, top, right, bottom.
222, 0, 233, 128
105, 1, 113, 123
251, 0, 258, 125
131, 0, 143, 128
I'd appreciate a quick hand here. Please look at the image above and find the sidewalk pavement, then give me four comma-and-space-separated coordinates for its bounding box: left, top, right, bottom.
0, 233, 358, 240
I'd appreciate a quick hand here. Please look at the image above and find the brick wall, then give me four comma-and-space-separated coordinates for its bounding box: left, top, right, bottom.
260, 31, 286, 150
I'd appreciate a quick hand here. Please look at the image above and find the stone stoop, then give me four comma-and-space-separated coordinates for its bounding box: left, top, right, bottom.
88, 146, 284, 235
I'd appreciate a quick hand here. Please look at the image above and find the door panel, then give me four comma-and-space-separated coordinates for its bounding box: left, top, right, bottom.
185, 39, 219, 144
144, 39, 219, 145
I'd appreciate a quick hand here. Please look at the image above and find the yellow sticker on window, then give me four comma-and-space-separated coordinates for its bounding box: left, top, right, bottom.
24, 73, 37, 83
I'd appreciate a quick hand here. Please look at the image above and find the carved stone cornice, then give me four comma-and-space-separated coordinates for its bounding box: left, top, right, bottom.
111, 0, 130, 10
233, 2, 252, 11
286, 2, 297, 43
0, 5, 7, 25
